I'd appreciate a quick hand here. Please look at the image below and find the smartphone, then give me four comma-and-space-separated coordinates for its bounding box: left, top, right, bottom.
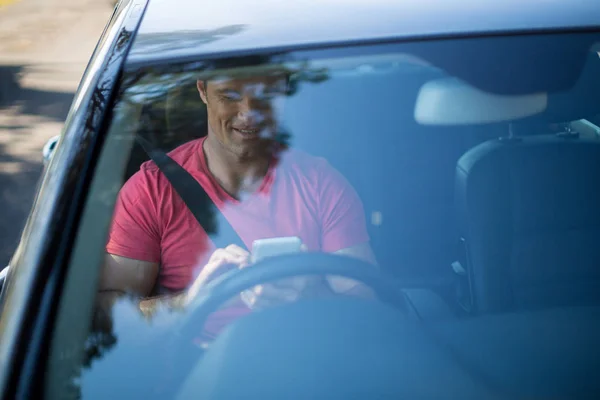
251, 236, 303, 264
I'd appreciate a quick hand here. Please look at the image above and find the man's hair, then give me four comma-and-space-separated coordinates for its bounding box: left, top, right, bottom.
199, 54, 292, 92
201, 74, 291, 96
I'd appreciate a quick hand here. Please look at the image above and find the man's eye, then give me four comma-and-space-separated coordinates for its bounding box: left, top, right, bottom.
221, 91, 242, 102
258, 89, 286, 101
262, 90, 281, 99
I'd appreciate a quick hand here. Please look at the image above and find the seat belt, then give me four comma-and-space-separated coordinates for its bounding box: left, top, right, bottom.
135, 135, 247, 252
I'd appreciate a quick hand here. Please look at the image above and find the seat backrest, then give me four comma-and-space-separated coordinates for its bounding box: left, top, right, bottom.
455, 51, 600, 313
124, 81, 208, 180
456, 135, 600, 313
164, 81, 208, 148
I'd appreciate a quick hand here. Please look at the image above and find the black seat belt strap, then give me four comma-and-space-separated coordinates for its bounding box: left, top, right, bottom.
135, 135, 247, 252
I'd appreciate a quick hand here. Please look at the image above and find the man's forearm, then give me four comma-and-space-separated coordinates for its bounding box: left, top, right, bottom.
138, 292, 187, 317
96, 289, 187, 320
340, 283, 377, 299
99, 288, 244, 321
319, 280, 376, 300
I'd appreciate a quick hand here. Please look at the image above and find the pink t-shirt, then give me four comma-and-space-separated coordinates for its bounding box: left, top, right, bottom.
106, 137, 369, 337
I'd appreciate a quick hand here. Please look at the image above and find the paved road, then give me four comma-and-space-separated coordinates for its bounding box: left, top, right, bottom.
0, 0, 113, 265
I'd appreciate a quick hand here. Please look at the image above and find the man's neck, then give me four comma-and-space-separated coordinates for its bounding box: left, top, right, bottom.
203, 134, 270, 198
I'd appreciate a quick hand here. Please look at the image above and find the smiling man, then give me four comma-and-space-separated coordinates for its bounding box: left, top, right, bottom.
100, 72, 377, 339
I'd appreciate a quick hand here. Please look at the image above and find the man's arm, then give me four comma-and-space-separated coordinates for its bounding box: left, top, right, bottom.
99, 244, 254, 322
97, 254, 186, 320
334, 242, 378, 266
100, 254, 158, 297
100, 168, 188, 319
327, 243, 378, 298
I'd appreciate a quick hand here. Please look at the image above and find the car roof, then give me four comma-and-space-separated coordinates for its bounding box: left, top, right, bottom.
128, 0, 600, 66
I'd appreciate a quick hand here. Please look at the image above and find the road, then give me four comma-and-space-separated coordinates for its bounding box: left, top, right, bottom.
0, 0, 113, 265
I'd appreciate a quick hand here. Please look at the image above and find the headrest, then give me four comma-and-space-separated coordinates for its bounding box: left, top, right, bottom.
165, 81, 208, 149
414, 77, 547, 125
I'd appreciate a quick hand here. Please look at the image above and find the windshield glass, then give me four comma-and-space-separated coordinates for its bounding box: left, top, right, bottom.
50, 32, 600, 398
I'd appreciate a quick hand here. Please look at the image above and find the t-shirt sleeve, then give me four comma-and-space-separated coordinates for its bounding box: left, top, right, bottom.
317, 159, 370, 253
106, 171, 161, 262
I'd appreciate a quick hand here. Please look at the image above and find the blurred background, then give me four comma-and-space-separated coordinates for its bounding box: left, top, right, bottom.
0, 0, 114, 266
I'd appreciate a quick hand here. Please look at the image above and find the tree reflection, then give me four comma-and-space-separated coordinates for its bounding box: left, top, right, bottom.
128, 25, 248, 59
57, 25, 134, 400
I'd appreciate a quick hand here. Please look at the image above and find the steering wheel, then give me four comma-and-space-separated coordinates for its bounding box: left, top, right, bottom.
149, 253, 410, 398
175, 252, 408, 346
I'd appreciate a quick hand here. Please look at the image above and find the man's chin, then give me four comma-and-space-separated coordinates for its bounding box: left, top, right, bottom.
229, 139, 274, 161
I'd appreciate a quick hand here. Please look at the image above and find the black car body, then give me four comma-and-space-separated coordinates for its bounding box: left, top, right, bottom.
1, 0, 600, 398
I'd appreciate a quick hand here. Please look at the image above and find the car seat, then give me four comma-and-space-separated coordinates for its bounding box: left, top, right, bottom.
454, 52, 600, 313
124, 80, 208, 180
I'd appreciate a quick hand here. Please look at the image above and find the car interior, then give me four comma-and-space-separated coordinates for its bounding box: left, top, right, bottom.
123, 50, 600, 305
104, 48, 600, 398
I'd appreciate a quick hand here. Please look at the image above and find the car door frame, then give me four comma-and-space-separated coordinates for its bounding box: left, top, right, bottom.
0, 0, 148, 398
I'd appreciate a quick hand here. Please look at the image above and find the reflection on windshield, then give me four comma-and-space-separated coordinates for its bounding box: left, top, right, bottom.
64, 33, 600, 398
129, 24, 248, 60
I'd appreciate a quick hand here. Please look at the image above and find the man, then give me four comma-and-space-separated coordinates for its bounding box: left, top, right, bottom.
100, 72, 377, 339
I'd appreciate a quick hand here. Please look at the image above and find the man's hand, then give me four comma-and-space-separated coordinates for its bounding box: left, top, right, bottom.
240, 273, 326, 310
185, 244, 324, 310
185, 244, 251, 303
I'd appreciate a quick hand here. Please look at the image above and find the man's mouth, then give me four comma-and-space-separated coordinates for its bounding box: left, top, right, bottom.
233, 127, 260, 137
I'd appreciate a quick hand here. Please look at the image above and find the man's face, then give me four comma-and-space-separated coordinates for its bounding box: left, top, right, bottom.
197, 75, 287, 159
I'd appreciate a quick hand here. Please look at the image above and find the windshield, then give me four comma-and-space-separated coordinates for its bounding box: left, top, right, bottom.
48, 31, 600, 398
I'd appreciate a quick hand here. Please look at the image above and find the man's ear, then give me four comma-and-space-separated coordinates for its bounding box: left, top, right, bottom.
197, 80, 208, 104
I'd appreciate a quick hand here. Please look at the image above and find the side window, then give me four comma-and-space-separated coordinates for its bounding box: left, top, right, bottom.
43, 100, 139, 399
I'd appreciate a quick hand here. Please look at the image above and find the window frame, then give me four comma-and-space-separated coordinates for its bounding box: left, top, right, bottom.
0, 1, 148, 398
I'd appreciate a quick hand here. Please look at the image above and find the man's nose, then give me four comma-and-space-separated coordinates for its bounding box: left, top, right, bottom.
237, 97, 267, 124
